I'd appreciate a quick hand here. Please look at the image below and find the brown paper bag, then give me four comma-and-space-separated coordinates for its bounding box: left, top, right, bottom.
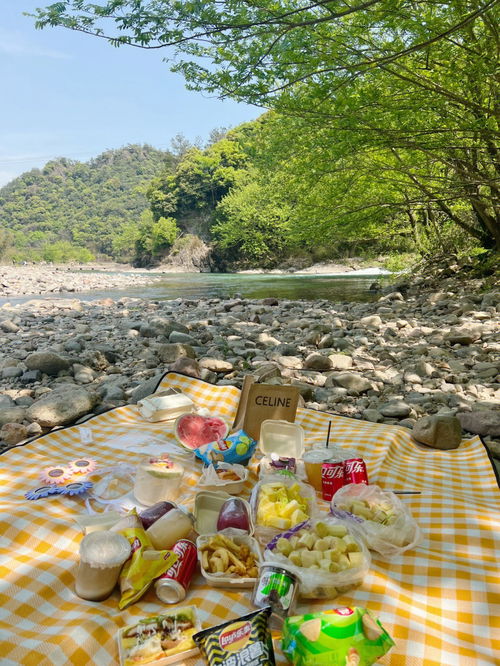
242, 383, 300, 440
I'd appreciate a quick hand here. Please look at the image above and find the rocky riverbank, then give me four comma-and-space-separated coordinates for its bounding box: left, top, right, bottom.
0, 271, 498, 468
0, 263, 163, 298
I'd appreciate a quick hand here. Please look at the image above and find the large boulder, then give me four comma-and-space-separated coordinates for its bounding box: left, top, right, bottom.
457, 411, 500, 437
412, 415, 462, 450
25, 351, 70, 376
26, 388, 99, 427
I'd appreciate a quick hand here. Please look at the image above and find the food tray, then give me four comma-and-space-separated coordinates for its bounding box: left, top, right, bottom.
196, 530, 262, 589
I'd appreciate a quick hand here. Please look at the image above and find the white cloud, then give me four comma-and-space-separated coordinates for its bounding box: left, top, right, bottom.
0, 29, 70, 59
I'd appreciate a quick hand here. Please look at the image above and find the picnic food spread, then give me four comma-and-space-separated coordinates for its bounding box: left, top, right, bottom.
6, 372, 499, 665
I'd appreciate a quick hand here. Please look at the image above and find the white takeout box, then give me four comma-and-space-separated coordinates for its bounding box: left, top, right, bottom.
259, 419, 305, 458
138, 392, 194, 422
193, 491, 253, 536
197, 463, 248, 495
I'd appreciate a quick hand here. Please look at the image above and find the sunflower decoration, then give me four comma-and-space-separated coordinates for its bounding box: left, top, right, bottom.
40, 466, 72, 485
69, 458, 97, 475
25, 486, 63, 501
60, 481, 93, 497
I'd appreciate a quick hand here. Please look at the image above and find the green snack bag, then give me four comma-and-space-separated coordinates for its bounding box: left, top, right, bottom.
281, 606, 394, 666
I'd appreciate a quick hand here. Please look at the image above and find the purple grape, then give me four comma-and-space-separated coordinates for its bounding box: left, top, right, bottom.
139, 501, 176, 529
216, 498, 250, 532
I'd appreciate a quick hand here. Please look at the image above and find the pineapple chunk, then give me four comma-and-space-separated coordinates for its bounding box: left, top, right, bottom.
266, 515, 291, 530
290, 509, 309, 525
281, 499, 301, 518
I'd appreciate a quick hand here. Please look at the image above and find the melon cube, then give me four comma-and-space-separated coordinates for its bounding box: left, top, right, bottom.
327, 524, 348, 538
342, 535, 360, 553
347, 552, 364, 568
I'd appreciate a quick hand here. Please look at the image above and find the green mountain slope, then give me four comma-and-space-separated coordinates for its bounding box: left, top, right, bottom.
0, 144, 173, 261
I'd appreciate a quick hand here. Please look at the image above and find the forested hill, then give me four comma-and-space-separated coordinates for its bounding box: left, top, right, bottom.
0, 144, 172, 261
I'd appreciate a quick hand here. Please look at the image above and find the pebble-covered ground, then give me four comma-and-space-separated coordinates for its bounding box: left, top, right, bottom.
0, 267, 498, 471
0, 263, 162, 297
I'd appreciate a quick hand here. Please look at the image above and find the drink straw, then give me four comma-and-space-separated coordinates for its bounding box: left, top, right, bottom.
392, 491, 421, 495
326, 421, 332, 448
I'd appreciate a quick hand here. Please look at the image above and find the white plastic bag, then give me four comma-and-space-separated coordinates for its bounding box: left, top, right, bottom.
250, 474, 318, 546
331, 483, 422, 558
263, 516, 370, 599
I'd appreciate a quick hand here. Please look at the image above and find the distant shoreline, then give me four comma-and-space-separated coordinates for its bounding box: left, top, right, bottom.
0, 262, 390, 299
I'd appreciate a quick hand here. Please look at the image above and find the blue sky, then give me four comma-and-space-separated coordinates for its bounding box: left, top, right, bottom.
0, 1, 259, 187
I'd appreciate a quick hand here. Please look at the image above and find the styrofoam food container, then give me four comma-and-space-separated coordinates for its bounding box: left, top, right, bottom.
117, 605, 200, 665
194, 490, 254, 536
138, 392, 194, 422
196, 529, 262, 589
197, 463, 248, 495
259, 420, 305, 459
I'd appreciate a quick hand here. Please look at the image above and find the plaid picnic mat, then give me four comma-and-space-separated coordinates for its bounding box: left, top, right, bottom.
0, 372, 498, 666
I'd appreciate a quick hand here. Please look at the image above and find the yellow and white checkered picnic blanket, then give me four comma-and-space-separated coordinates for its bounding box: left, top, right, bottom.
0, 373, 499, 665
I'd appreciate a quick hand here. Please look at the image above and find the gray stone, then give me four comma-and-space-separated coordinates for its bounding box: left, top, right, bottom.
328, 354, 353, 370
169, 331, 197, 345
262, 298, 279, 306
27, 388, 99, 427
64, 340, 83, 353
412, 415, 462, 450
252, 362, 282, 382
363, 409, 383, 423
325, 372, 372, 393
25, 351, 70, 376
157, 343, 196, 363
140, 318, 175, 338
0, 319, 20, 333
73, 364, 95, 384
359, 314, 383, 328
1, 367, 23, 379
169, 357, 201, 378
199, 358, 234, 373
0, 423, 29, 445
81, 350, 109, 371
20, 370, 42, 384
26, 422, 43, 437
445, 326, 482, 345
277, 356, 302, 369
457, 411, 500, 437
304, 353, 332, 371
130, 374, 164, 403
0, 407, 26, 427
379, 400, 412, 418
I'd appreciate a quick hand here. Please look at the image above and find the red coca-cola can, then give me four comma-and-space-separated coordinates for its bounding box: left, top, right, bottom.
343, 458, 369, 485
321, 461, 345, 501
154, 539, 197, 604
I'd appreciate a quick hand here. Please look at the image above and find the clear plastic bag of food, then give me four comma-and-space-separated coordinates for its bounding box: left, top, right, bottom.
263, 516, 370, 599
331, 483, 422, 558
250, 474, 318, 546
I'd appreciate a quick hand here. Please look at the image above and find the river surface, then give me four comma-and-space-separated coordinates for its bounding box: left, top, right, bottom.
2, 271, 391, 306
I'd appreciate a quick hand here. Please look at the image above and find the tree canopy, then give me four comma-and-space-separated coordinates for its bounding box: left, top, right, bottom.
34, 1, 500, 250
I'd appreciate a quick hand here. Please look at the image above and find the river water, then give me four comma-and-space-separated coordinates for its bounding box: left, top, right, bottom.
1, 271, 391, 305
